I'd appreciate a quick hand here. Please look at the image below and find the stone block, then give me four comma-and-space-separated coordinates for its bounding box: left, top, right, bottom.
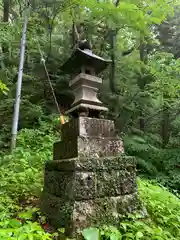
53, 117, 124, 160
41, 116, 138, 237
43, 171, 74, 200
53, 137, 124, 160
43, 168, 136, 200
41, 191, 138, 236
74, 169, 137, 200
61, 117, 117, 140
41, 155, 137, 236
46, 155, 135, 172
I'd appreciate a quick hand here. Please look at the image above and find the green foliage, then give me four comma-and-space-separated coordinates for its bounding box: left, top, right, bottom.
0, 219, 52, 240
0, 80, 9, 94
0, 207, 55, 240
82, 179, 180, 240
124, 132, 180, 193
0, 119, 58, 219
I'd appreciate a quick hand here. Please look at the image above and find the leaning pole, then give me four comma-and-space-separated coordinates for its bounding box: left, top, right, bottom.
11, 1, 29, 152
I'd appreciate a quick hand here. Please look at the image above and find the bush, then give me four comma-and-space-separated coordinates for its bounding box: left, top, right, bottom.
0, 217, 53, 240
82, 179, 180, 240
0, 118, 58, 219
124, 133, 180, 194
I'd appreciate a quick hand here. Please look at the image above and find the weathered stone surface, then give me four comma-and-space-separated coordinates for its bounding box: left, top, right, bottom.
74, 169, 136, 200
53, 117, 124, 160
46, 155, 136, 172
53, 137, 124, 160
43, 171, 74, 199
41, 192, 138, 236
78, 137, 124, 157
42, 154, 138, 235
62, 117, 117, 140
65, 70, 109, 116
69, 74, 104, 108
41, 192, 74, 229
53, 138, 77, 160
43, 168, 136, 200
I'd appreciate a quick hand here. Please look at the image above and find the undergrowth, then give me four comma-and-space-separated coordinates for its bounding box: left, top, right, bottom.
0, 177, 179, 239
82, 179, 180, 240
0, 121, 180, 239
0, 118, 58, 220
124, 133, 180, 194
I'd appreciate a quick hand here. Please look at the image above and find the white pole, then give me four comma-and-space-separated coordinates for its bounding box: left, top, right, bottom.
11, 2, 29, 152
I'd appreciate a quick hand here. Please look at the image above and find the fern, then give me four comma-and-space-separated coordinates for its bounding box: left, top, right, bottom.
124, 133, 180, 193
124, 134, 159, 153
136, 157, 158, 176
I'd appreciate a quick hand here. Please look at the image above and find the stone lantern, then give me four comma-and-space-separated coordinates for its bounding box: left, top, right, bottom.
41, 45, 138, 237
61, 47, 111, 118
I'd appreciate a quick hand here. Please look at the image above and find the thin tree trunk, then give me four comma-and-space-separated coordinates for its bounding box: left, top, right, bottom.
162, 109, 170, 147
2, 0, 10, 55
161, 100, 170, 148
109, 30, 116, 93
3, 0, 10, 22
109, 0, 120, 93
138, 37, 147, 131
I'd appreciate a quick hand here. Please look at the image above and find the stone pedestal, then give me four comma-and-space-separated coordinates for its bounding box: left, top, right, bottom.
41, 117, 138, 236
53, 117, 124, 160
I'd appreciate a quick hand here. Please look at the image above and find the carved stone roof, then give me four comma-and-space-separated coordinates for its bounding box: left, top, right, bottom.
60, 48, 111, 75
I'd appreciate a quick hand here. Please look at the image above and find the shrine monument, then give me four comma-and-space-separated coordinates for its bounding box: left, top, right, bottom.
41, 43, 138, 236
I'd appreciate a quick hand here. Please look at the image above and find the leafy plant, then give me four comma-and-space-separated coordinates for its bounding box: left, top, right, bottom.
82, 179, 180, 240
0, 218, 53, 240
0, 80, 9, 95
0, 119, 58, 219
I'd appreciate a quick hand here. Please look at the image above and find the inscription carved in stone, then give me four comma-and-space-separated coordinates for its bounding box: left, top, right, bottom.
62, 117, 117, 141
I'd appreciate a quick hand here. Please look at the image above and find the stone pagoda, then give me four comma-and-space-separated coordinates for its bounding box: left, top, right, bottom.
41, 44, 138, 237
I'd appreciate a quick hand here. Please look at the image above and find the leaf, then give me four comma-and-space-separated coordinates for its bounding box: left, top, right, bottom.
18, 210, 34, 220
8, 219, 22, 228
123, 232, 134, 239
28, 234, 34, 240
82, 228, 99, 240
110, 233, 122, 240
58, 228, 65, 233
136, 231, 144, 239
0, 80, 9, 95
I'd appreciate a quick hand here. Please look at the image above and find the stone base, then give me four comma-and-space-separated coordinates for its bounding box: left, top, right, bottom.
40, 155, 137, 236
41, 192, 138, 235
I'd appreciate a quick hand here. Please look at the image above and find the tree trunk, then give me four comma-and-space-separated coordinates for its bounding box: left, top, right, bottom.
3, 0, 10, 22
109, 30, 116, 93
109, 0, 120, 93
2, 0, 10, 56
161, 102, 170, 148
138, 37, 147, 131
